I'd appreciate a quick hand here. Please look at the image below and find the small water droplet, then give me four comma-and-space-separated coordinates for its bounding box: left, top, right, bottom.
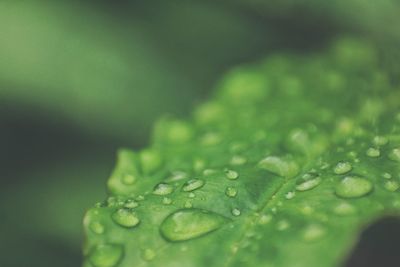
384, 180, 400, 192
259, 214, 273, 225
373, 136, 388, 146
182, 179, 205, 192
285, 191, 296, 199
231, 208, 241, 216
141, 249, 156, 261
162, 197, 172, 205
366, 147, 381, 158
333, 161, 352, 175
388, 148, 400, 162
160, 209, 229, 242
136, 195, 145, 201
333, 202, 356, 216
302, 224, 326, 242
112, 208, 140, 228
203, 169, 217, 176
89, 244, 123, 267
230, 155, 247, 166
124, 199, 139, 209
225, 187, 238, 198
188, 192, 196, 198
296, 177, 322, 191
184, 201, 193, 208
166, 171, 188, 182
382, 172, 392, 179
277, 220, 290, 231
225, 169, 239, 180
258, 156, 299, 178
90, 221, 105, 234
153, 183, 174, 196
121, 173, 136, 185
335, 176, 373, 198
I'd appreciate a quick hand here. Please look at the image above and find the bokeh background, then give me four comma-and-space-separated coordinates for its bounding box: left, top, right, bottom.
1, 1, 399, 267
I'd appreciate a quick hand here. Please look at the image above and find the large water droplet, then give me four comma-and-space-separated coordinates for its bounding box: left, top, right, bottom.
258, 156, 299, 178
89, 244, 123, 267
366, 147, 380, 158
160, 209, 229, 242
153, 183, 174, 196
388, 148, 400, 162
182, 179, 205, 192
333, 161, 352, 175
296, 177, 322, 191
335, 176, 373, 198
225, 187, 238, 198
112, 208, 140, 228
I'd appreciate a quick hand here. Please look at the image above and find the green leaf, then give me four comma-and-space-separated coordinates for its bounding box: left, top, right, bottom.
83, 38, 400, 267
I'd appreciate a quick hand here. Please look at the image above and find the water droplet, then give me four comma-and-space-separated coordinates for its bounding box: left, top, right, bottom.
285, 191, 296, 199
121, 174, 136, 185
182, 179, 205, 192
333, 202, 356, 216
225, 169, 239, 180
230, 155, 247, 166
388, 148, 400, 162
259, 214, 273, 225
136, 195, 145, 201
277, 220, 290, 231
225, 187, 238, 198
231, 208, 241, 216
258, 156, 299, 178
124, 199, 139, 209
112, 208, 140, 228
153, 183, 174, 196
335, 176, 373, 198
141, 249, 156, 261
89, 244, 123, 267
366, 147, 381, 158
166, 171, 188, 182
203, 169, 217, 176
302, 224, 326, 242
382, 172, 392, 179
296, 177, 322, 191
160, 209, 229, 242
333, 161, 352, 175
384, 180, 400, 192
162, 197, 172, 205
90, 221, 105, 234
373, 136, 388, 146
184, 201, 193, 208
188, 192, 196, 198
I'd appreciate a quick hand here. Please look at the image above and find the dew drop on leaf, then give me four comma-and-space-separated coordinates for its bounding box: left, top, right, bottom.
296, 177, 322, 191
112, 208, 140, 228
90, 221, 105, 235
366, 147, 381, 158
231, 208, 241, 216
89, 244, 123, 267
333, 161, 352, 175
384, 180, 400, 192
153, 183, 174, 196
388, 148, 400, 162
285, 191, 296, 199
182, 179, 205, 192
302, 224, 326, 242
335, 176, 373, 198
225, 187, 238, 198
258, 156, 299, 178
333, 202, 356, 216
225, 169, 239, 180
160, 209, 229, 242
123, 199, 139, 209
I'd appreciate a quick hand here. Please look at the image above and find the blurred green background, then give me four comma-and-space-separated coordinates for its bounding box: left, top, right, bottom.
0, 1, 399, 267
